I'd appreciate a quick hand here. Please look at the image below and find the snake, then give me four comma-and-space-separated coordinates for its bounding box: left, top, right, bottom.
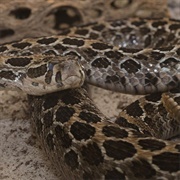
0, 2, 180, 180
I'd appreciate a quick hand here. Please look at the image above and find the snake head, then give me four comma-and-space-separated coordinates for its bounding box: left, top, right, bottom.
20, 55, 85, 95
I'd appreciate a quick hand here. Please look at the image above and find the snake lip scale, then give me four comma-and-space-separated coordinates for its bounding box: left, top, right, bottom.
0, 5, 180, 180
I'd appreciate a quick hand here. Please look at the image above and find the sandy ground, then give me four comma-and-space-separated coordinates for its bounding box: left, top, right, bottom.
0, 1, 180, 180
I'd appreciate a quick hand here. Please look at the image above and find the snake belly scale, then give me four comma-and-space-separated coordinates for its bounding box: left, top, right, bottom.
0, 10, 180, 180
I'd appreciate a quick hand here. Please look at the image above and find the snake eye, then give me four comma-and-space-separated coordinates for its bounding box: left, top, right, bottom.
55, 71, 62, 85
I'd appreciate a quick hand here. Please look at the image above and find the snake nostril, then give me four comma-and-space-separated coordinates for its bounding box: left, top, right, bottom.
110, 0, 133, 9
9, 7, 32, 20
47, 6, 82, 30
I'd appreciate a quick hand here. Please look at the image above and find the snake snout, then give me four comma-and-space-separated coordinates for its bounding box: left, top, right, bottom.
61, 60, 85, 88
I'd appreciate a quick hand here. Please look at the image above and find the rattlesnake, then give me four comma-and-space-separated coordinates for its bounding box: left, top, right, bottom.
0, 18, 179, 95
0, 0, 180, 179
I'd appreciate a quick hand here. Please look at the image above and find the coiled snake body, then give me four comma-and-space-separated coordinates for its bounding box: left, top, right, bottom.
0, 12, 180, 180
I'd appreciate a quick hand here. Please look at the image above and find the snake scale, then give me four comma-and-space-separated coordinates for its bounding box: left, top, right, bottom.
0, 1, 180, 180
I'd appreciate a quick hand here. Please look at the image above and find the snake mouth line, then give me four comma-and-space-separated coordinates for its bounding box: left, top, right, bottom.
63, 75, 85, 87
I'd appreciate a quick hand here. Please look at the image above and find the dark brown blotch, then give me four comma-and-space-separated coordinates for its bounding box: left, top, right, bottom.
56, 106, 75, 123
130, 158, 156, 179
152, 152, 180, 172
160, 58, 179, 68
0, 70, 16, 80
43, 50, 58, 55
27, 64, 47, 78
62, 37, 84, 46
145, 73, 158, 85
81, 104, 99, 113
59, 29, 71, 35
91, 57, 111, 68
12, 42, 31, 49
140, 27, 150, 35
92, 24, 105, 31
144, 103, 155, 115
131, 20, 146, 26
79, 111, 101, 123
37, 37, 58, 45
158, 46, 174, 51
105, 50, 124, 59
143, 117, 154, 129
75, 29, 89, 36
43, 111, 53, 128
125, 101, 143, 117
167, 33, 175, 42
133, 54, 148, 60
8, 50, 18, 55
120, 48, 142, 53
105, 169, 125, 180
145, 93, 162, 102
138, 139, 166, 151
152, 21, 167, 27
64, 150, 79, 170
55, 125, 72, 148
103, 140, 137, 160
91, 42, 112, 50
89, 32, 99, 39
151, 51, 165, 60
54, 43, 68, 51
6, 57, 32, 67
43, 93, 59, 110
83, 48, 98, 57
120, 27, 133, 33
154, 28, 166, 37
70, 121, 95, 140
0, 46, 8, 52
158, 104, 168, 116
61, 93, 81, 105
111, 20, 125, 27
120, 59, 141, 73
115, 117, 140, 132
102, 125, 128, 138
81, 142, 103, 165
169, 23, 180, 30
